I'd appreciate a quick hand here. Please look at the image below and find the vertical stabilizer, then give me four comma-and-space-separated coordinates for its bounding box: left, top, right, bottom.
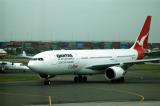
131, 16, 151, 59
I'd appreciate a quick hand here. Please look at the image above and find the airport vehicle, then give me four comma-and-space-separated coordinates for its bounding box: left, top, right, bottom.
0, 61, 29, 72
0, 49, 7, 58
28, 16, 160, 85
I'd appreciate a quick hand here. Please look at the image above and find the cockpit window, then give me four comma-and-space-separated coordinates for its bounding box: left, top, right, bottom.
31, 58, 37, 61
31, 58, 44, 61
38, 58, 43, 61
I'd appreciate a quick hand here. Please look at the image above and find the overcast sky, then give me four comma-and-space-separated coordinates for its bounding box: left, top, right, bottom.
0, 0, 160, 42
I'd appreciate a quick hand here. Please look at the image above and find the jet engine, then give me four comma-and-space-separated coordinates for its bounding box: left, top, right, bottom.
105, 66, 125, 80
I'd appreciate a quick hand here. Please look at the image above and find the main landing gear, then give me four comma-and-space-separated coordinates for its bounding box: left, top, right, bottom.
74, 75, 87, 83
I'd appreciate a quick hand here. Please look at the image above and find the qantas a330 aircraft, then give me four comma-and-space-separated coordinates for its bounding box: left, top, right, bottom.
28, 16, 160, 85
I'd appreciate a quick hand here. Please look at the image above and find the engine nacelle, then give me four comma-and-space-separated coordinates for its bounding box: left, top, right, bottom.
105, 66, 125, 80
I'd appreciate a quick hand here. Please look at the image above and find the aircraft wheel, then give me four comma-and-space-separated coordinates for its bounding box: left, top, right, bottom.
44, 80, 51, 85
78, 75, 83, 82
74, 76, 78, 83
119, 77, 125, 83
82, 76, 87, 82
74, 76, 87, 83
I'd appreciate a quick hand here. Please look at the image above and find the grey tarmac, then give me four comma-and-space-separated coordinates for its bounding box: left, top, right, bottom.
0, 69, 160, 106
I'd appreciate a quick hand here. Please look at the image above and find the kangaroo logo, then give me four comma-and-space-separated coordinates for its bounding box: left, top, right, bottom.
136, 33, 149, 48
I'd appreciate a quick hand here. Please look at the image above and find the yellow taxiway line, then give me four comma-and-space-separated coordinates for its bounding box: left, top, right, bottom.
0, 91, 52, 105
86, 87, 144, 102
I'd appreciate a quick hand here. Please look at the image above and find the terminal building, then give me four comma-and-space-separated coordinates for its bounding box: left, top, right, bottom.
0, 41, 160, 56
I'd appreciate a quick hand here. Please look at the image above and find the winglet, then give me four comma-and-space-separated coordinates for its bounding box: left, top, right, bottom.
131, 16, 152, 59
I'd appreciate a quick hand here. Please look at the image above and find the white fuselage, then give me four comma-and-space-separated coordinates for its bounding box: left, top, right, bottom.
0, 61, 29, 71
28, 49, 138, 75
5, 63, 29, 70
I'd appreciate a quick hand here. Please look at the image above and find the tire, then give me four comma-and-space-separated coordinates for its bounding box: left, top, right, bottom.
44, 80, 51, 85
78, 75, 83, 82
74, 76, 78, 83
82, 76, 87, 82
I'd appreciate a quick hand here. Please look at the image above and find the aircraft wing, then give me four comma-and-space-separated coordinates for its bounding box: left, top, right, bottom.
18, 55, 33, 59
86, 63, 120, 70
123, 58, 160, 64
86, 58, 160, 71
144, 50, 160, 58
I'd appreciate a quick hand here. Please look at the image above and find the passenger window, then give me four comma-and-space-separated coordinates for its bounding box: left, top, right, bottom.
31, 58, 43, 61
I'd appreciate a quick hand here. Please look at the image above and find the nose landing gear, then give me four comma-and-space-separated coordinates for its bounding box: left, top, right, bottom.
44, 79, 51, 85
39, 74, 54, 85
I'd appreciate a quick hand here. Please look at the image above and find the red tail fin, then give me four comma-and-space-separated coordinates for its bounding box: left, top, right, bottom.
131, 16, 151, 59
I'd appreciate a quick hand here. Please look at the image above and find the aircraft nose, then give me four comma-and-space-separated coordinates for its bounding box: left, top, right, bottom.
28, 61, 36, 70
28, 61, 33, 69
28, 60, 43, 73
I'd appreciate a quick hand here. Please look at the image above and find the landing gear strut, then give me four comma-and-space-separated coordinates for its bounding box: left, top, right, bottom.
39, 74, 54, 85
44, 79, 51, 85
74, 75, 87, 83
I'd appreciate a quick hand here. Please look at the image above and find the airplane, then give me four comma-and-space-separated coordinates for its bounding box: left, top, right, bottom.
0, 49, 7, 58
28, 16, 160, 85
0, 61, 30, 73
0, 49, 30, 72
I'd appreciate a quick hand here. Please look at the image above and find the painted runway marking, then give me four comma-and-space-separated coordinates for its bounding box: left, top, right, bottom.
0, 80, 39, 84
86, 87, 144, 102
0, 91, 53, 106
